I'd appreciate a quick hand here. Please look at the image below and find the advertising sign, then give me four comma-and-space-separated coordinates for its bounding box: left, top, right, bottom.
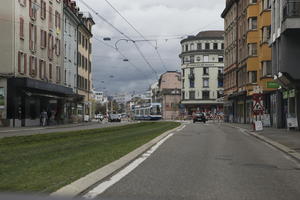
0, 88, 4, 109
267, 82, 279, 89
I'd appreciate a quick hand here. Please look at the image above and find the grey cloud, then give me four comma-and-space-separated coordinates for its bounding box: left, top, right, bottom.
77, 0, 225, 94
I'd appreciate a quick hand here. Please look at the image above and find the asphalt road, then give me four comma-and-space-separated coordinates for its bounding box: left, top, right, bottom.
92, 122, 300, 200
0, 121, 134, 138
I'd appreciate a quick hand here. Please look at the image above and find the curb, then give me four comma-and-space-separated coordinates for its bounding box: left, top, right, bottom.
51, 123, 184, 198
224, 123, 300, 162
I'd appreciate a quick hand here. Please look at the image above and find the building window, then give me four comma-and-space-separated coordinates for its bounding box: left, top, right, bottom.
202, 91, 210, 100
262, 26, 271, 43
48, 5, 53, 30
40, 0, 46, 20
182, 91, 185, 100
88, 61, 91, 72
29, 0, 37, 20
39, 60, 46, 80
78, 31, 81, 44
19, 0, 27, 7
248, 43, 257, 56
29, 56, 37, 77
29, 23, 37, 52
18, 51, 27, 74
262, 61, 272, 77
203, 55, 209, 62
189, 78, 195, 88
56, 66, 61, 83
248, 71, 257, 83
20, 18, 24, 40
55, 11, 61, 30
190, 43, 194, 51
205, 43, 210, 50
249, 0, 257, 4
40, 29, 47, 49
213, 43, 218, 50
203, 78, 209, 88
221, 43, 224, 49
185, 44, 188, 52
189, 91, 195, 100
218, 56, 224, 62
190, 55, 194, 63
197, 43, 202, 50
203, 67, 209, 75
248, 17, 257, 30
48, 33, 54, 59
49, 63, 52, 80
55, 38, 60, 56
262, 0, 271, 10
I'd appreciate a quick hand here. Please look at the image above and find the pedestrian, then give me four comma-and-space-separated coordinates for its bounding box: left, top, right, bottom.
41, 110, 48, 126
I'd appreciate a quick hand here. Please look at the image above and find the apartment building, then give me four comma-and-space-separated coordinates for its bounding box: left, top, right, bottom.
157, 71, 181, 120
179, 31, 224, 115
77, 13, 94, 119
63, 0, 81, 121
270, 0, 300, 129
0, 0, 76, 127
222, 0, 275, 124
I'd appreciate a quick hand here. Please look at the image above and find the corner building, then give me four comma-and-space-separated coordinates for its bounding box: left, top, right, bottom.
179, 31, 225, 115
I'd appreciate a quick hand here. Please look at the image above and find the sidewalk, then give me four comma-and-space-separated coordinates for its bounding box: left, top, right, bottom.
224, 123, 300, 154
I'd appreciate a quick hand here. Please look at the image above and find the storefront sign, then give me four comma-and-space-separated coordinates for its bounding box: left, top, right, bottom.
289, 89, 296, 98
267, 82, 279, 89
254, 121, 263, 131
283, 91, 288, 99
0, 88, 4, 109
287, 117, 298, 128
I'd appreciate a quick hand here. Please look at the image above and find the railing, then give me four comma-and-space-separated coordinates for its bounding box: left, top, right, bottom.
283, 2, 300, 18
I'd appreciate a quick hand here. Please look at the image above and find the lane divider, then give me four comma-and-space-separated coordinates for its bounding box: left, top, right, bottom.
83, 133, 174, 199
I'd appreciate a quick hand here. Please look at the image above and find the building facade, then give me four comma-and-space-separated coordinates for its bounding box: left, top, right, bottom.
63, 0, 82, 122
270, 0, 300, 129
0, 0, 77, 127
179, 31, 224, 116
157, 71, 181, 120
77, 13, 94, 120
222, 0, 276, 124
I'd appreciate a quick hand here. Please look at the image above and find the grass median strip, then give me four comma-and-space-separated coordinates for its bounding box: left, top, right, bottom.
0, 122, 180, 193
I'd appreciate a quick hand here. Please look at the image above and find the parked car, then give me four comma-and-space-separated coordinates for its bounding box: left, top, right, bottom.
108, 113, 121, 122
95, 114, 104, 121
193, 113, 207, 123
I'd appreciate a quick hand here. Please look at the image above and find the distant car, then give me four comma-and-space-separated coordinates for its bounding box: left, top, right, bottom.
95, 114, 104, 121
108, 114, 121, 122
193, 113, 206, 123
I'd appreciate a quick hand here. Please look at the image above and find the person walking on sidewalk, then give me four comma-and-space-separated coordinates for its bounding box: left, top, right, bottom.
41, 110, 48, 126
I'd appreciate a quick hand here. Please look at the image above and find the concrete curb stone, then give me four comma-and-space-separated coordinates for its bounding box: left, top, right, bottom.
51, 123, 184, 198
224, 123, 300, 162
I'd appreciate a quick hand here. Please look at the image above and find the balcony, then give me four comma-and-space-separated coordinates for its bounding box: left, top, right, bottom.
282, 2, 300, 31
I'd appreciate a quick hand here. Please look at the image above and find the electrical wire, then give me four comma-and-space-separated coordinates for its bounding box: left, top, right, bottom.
78, 0, 160, 78
103, 0, 168, 71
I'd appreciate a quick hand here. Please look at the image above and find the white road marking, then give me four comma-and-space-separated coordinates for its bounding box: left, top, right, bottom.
83, 133, 174, 199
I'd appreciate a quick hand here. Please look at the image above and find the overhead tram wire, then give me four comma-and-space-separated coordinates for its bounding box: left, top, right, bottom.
103, 0, 168, 72
93, 37, 152, 85
78, 0, 160, 79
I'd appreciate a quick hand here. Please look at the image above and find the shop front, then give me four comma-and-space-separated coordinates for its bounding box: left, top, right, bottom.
6, 78, 78, 127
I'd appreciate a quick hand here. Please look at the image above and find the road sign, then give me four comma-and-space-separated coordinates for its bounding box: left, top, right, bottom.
252, 93, 264, 115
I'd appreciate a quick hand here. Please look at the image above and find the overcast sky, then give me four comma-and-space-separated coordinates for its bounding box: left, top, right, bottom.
77, 0, 225, 95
